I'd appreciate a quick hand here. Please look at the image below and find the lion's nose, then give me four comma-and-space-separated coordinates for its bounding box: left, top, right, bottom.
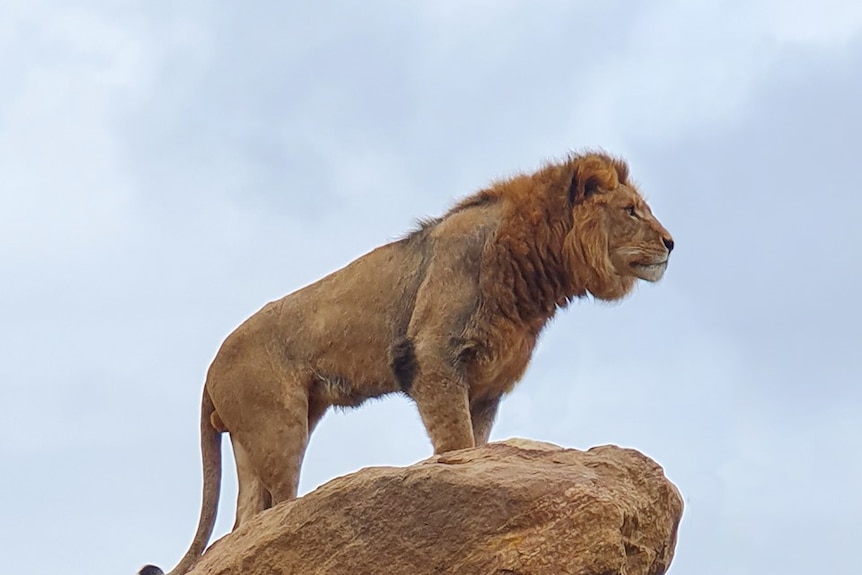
662, 236, 675, 253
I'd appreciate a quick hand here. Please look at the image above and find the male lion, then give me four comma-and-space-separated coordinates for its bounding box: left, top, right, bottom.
141, 152, 673, 575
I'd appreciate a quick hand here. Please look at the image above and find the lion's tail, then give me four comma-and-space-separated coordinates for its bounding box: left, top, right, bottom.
139, 385, 222, 575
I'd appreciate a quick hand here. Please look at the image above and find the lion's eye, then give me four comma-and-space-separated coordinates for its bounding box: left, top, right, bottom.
625, 205, 637, 218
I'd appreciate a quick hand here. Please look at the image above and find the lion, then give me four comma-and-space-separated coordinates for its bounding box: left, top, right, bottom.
140, 151, 674, 575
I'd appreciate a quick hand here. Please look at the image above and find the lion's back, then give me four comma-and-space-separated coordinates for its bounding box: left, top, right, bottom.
211, 238, 427, 384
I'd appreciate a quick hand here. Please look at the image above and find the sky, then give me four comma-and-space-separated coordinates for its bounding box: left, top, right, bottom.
1, 1, 861, 573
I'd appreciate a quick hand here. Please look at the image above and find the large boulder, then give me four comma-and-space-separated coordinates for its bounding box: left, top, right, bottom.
189, 439, 683, 575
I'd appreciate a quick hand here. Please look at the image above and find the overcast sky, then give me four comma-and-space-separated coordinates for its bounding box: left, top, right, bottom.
2, 2, 861, 574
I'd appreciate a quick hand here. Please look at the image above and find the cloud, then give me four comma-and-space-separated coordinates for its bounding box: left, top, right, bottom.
0, 5, 144, 262
1, 2, 860, 574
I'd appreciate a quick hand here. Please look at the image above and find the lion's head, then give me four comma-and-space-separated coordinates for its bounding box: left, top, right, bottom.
565, 153, 674, 301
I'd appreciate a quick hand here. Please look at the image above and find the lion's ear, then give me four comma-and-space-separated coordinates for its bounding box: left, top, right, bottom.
567, 155, 621, 205
567, 170, 603, 205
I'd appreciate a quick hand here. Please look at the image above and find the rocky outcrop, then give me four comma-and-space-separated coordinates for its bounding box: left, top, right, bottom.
189, 439, 683, 575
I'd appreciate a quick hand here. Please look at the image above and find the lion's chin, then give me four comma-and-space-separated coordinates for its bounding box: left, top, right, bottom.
631, 261, 667, 282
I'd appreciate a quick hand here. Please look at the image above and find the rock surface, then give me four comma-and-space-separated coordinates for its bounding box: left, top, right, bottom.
189, 439, 683, 575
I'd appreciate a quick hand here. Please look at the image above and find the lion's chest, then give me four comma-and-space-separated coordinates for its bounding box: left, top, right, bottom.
464, 324, 537, 400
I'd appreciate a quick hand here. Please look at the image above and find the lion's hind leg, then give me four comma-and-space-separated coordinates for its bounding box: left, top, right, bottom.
227, 369, 331, 508
231, 436, 272, 529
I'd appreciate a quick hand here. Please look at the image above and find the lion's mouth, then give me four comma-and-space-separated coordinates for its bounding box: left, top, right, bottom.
630, 260, 668, 282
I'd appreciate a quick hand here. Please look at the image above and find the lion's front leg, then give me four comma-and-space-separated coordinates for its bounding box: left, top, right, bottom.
405, 238, 484, 455
470, 397, 500, 446
412, 382, 474, 454
408, 343, 475, 454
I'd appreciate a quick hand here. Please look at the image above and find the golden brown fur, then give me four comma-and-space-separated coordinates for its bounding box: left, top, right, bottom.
140, 151, 674, 575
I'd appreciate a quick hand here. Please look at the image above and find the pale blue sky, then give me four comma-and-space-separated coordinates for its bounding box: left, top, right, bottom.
1, 2, 861, 574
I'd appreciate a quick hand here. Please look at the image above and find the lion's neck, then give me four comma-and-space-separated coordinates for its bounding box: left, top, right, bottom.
484, 203, 583, 333
564, 236, 636, 302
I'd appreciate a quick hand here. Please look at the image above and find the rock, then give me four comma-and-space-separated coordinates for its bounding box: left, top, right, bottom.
188, 439, 683, 575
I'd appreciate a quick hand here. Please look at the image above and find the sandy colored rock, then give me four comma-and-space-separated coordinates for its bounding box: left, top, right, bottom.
188, 439, 683, 575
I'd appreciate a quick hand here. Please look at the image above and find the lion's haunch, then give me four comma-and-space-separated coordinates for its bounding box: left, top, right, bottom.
141, 151, 673, 575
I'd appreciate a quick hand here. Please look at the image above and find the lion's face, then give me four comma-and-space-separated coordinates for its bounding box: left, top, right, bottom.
600, 185, 673, 282
599, 184, 674, 282
569, 180, 673, 300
